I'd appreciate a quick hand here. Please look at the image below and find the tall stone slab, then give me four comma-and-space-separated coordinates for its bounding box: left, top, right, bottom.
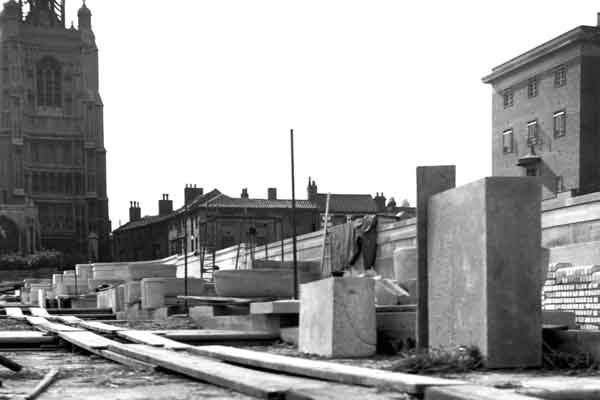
416, 166, 456, 349
299, 277, 376, 358
428, 177, 542, 368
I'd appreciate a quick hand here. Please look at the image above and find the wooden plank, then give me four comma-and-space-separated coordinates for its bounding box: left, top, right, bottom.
79, 320, 126, 334
25, 316, 49, 326
178, 296, 276, 305
55, 315, 83, 324
0, 331, 57, 346
155, 329, 279, 342
58, 331, 115, 351
425, 385, 538, 400
117, 330, 191, 350
29, 308, 51, 318
25, 317, 84, 333
190, 345, 464, 395
5, 307, 25, 320
99, 349, 157, 370
47, 308, 113, 315
108, 343, 384, 400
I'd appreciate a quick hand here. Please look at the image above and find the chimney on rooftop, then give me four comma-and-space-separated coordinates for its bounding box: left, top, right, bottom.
597, 12, 600, 27
129, 201, 141, 222
158, 194, 173, 216
307, 177, 318, 202
268, 187, 277, 200
241, 188, 249, 199
184, 184, 204, 205
374, 192, 386, 213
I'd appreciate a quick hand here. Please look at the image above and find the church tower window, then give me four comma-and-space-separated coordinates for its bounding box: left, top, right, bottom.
36, 57, 62, 108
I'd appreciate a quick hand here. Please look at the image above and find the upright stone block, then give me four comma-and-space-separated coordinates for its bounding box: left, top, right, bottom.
141, 278, 166, 309
75, 264, 93, 281
299, 277, 376, 358
125, 281, 142, 305
416, 166, 456, 349
428, 177, 542, 368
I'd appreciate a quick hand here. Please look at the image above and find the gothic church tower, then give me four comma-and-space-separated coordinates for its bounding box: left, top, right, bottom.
0, 0, 110, 262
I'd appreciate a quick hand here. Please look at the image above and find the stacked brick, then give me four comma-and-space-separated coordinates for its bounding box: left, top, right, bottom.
542, 263, 600, 330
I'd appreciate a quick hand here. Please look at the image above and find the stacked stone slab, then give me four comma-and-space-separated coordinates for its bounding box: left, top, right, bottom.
75, 264, 93, 281
140, 277, 205, 309
56, 271, 88, 296
125, 281, 142, 305
542, 263, 600, 330
21, 279, 51, 305
51, 274, 63, 286
428, 177, 542, 368
28, 281, 52, 306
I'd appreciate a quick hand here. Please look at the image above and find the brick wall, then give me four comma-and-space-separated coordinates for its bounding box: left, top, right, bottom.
491, 46, 582, 199
542, 263, 600, 330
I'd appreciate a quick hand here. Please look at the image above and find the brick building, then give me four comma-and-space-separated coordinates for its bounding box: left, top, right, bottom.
306, 178, 411, 227
112, 181, 407, 263
168, 186, 320, 257
483, 15, 600, 199
111, 195, 174, 262
0, 1, 110, 261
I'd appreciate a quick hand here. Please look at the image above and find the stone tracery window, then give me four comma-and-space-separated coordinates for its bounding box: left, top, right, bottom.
36, 57, 62, 108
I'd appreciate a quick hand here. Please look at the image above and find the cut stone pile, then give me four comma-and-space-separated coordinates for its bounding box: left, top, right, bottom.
542, 263, 600, 330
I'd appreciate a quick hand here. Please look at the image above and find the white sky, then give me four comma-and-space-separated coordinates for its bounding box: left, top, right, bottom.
63, 1, 600, 227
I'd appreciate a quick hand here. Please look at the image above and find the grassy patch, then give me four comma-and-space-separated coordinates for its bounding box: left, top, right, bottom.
391, 346, 483, 374
543, 341, 599, 371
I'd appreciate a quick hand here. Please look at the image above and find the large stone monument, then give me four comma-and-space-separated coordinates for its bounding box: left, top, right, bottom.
299, 277, 376, 357
428, 177, 542, 368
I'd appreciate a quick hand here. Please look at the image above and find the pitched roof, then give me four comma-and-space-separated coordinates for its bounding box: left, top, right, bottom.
185, 189, 223, 210
113, 212, 174, 232
314, 193, 377, 214
194, 193, 316, 209
113, 190, 223, 233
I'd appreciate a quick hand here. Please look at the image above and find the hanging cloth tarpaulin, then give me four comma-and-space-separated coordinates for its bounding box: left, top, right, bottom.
349, 215, 378, 271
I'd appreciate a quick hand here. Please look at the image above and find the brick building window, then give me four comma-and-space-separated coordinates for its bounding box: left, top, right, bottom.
503, 89, 514, 108
527, 120, 539, 145
502, 129, 514, 154
554, 65, 567, 88
36, 57, 62, 108
527, 78, 538, 98
553, 110, 566, 138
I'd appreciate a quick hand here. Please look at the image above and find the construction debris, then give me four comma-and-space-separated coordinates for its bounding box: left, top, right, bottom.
0, 354, 23, 372
25, 368, 59, 400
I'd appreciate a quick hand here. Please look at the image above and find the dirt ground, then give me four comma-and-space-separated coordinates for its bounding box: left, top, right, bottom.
0, 319, 254, 399
4, 318, 600, 399
0, 351, 256, 400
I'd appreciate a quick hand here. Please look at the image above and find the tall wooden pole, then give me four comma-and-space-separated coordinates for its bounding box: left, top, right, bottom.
290, 129, 299, 299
